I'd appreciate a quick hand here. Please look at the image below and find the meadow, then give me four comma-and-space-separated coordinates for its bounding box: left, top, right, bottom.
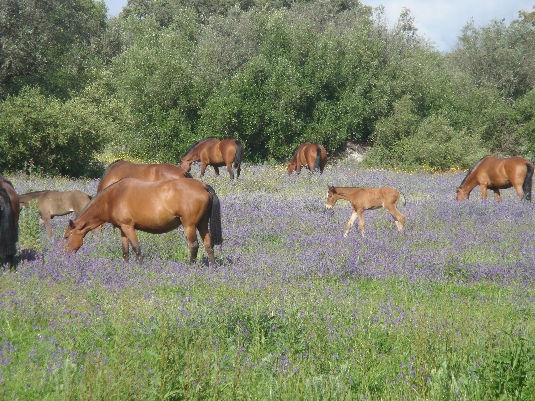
1, 159, 535, 400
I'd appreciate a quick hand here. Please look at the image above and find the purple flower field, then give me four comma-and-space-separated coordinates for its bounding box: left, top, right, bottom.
2, 159, 535, 399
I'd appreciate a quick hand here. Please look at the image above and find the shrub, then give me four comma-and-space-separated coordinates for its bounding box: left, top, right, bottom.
0, 87, 107, 177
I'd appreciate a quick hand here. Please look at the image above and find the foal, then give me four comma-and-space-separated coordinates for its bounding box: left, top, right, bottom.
325, 185, 405, 237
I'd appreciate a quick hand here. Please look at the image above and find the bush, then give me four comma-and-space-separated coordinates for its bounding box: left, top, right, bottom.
0, 87, 108, 177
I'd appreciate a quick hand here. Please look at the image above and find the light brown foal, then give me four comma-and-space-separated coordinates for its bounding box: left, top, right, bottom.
325, 185, 405, 237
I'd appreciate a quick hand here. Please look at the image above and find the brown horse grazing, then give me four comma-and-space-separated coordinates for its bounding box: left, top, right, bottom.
456, 156, 534, 201
97, 160, 192, 193
325, 185, 405, 237
64, 178, 223, 264
0, 177, 19, 271
180, 137, 244, 179
287, 142, 327, 175
19, 190, 91, 239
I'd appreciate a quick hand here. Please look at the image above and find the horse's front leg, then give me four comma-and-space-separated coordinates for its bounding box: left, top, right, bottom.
42, 215, 53, 239
213, 165, 220, 176
480, 185, 488, 200
184, 225, 199, 263
200, 162, 208, 177
492, 189, 502, 202
344, 211, 359, 237
120, 226, 142, 263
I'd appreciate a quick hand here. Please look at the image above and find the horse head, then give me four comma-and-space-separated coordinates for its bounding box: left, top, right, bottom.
63, 219, 86, 253
325, 185, 338, 209
456, 186, 469, 201
180, 158, 193, 172
287, 160, 297, 175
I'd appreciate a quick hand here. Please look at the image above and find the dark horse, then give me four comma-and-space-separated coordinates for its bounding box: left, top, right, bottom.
19, 190, 91, 239
180, 137, 244, 179
97, 160, 192, 193
287, 142, 327, 175
0, 177, 19, 271
456, 156, 534, 201
64, 178, 223, 264
326, 185, 405, 237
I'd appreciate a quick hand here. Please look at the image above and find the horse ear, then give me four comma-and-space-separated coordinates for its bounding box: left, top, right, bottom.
328, 185, 335, 192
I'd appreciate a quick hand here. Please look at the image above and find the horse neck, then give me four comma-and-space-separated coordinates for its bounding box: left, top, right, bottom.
75, 202, 107, 233
459, 170, 478, 192
334, 187, 359, 200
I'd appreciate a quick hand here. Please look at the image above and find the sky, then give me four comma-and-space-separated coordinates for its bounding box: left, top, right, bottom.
103, 0, 533, 52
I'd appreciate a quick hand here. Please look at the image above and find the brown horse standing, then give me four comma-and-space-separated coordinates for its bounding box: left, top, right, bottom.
97, 160, 192, 193
0, 177, 19, 271
180, 137, 244, 179
19, 190, 91, 239
456, 156, 533, 201
287, 142, 327, 175
325, 185, 405, 237
64, 178, 223, 264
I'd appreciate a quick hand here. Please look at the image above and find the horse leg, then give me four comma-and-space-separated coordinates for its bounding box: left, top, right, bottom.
513, 185, 525, 200
42, 215, 53, 239
226, 163, 235, 179
200, 162, 208, 177
184, 225, 199, 263
120, 226, 142, 263
344, 211, 359, 237
198, 221, 215, 265
386, 205, 405, 232
213, 166, 220, 176
480, 185, 488, 200
236, 165, 241, 178
492, 189, 502, 202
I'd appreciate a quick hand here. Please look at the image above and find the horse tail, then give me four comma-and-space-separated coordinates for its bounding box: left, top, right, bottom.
205, 185, 223, 245
313, 147, 321, 172
398, 190, 407, 206
233, 140, 243, 169
0, 187, 17, 258
523, 162, 533, 201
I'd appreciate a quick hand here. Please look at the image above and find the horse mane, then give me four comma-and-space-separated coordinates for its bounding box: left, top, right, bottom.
75, 177, 127, 218
459, 156, 490, 186
183, 137, 217, 157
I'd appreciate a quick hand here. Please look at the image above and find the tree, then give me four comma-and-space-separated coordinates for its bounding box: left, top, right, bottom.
0, 0, 108, 99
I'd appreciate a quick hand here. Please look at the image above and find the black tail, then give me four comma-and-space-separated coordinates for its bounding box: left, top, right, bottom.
205, 185, 223, 245
313, 147, 321, 172
523, 163, 533, 201
233, 140, 243, 169
0, 187, 17, 258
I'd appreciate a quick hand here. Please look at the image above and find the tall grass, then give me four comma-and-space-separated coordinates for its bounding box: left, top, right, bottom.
1, 161, 535, 400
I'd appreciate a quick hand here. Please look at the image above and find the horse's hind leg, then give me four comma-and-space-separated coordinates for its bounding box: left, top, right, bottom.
513, 185, 525, 200
198, 220, 215, 265
213, 166, 220, 176
226, 163, 235, 179
492, 189, 502, 202
184, 225, 199, 263
386, 205, 405, 232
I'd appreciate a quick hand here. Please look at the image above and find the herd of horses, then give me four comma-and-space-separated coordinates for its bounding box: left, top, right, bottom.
0, 136, 533, 271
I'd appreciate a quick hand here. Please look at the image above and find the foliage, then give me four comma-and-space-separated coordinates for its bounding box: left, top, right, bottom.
0, 0, 108, 99
0, 87, 107, 177
0, 0, 534, 170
